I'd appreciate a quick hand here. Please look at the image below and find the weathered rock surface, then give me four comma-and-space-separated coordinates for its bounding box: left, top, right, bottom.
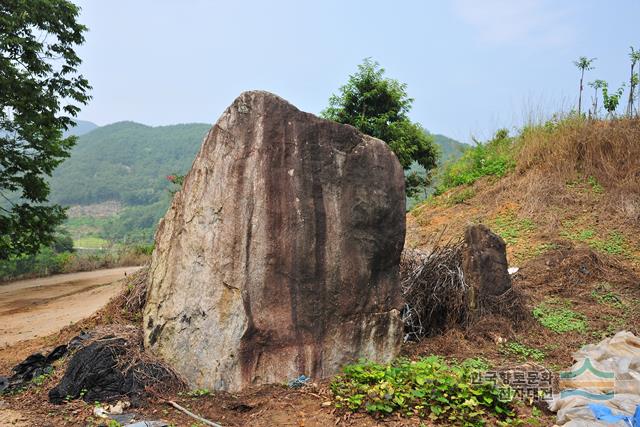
143, 91, 406, 392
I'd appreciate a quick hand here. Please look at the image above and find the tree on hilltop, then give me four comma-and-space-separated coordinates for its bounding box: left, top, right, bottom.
588, 79, 606, 117
602, 81, 626, 118
573, 56, 596, 116
321, 58, 439, 197
626, 46, 640, 117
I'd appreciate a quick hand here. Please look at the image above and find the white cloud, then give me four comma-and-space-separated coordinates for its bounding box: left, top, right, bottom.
452, 0, 576, 47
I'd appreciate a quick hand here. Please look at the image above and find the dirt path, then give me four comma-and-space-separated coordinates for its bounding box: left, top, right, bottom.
0, 266, 140, 347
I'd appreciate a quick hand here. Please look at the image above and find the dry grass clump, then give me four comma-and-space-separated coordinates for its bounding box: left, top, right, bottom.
517, 118, 640, 185
103, 266, 149, 324
48, 275, 185, 400
514, 242, 640, 296
514, 117, 640, 219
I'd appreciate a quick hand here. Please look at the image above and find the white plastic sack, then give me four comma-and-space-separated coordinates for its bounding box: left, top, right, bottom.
550, 331, 640, 425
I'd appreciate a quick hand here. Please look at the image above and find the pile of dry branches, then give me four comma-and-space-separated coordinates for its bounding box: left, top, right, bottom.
62, 324, 186, 400
400, 240, 469, 341
105, 266, 149, 324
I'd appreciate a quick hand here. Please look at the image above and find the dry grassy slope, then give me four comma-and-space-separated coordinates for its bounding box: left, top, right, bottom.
405, 118, 640, 367
408, 118, 640, 267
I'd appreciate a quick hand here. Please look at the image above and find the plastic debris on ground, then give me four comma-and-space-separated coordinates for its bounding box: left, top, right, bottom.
0, 345, 66, 394
549, 331, 640, 426
93, 401, 166, 426
288, 374, 310, 388
587, 403, 640, 426
0, 330, 91, 395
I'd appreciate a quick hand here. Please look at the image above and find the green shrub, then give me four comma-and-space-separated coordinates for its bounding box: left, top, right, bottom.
0, 247, 71, 280
131, 243, 154, 256
331, 356, 514, 425
437, 129, 515, 193
0, 243, 151, 282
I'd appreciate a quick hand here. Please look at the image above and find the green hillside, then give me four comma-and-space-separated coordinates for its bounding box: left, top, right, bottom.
50, 121, 211, 206
433, 134, 467, 161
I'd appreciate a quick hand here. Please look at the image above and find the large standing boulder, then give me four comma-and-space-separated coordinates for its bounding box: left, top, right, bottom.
143, 91, 406, 392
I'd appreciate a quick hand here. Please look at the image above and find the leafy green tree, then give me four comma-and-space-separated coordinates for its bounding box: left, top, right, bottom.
51, 229, 74, 253
321, 59, 439, 196
602, 81, 626, 117
573, 57, 596, 115
0, 0, 90, 259
626, 47, 640, 117
588, 79, 606, 118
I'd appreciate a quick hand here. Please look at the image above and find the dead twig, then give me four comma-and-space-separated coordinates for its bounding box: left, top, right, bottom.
167, 400, 225, 427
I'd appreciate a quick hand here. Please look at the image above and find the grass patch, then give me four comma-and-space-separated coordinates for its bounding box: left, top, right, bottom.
331, 356, 514, 425
512, 241, 559, 264
587, 176, 604, 194
532, 242, 559, 256
591, 283, 625, 308
561, 225, 629, 256
589, 231, 628, 256
184, 388, 211, 398
500, 342, 545, 362
566, 176, 604, 194
447, 187, 476, 205
490, 211, 536, 246
533, 299, 587, 333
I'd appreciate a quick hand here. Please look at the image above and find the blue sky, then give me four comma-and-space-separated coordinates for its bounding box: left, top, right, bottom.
73, 0, 639, 143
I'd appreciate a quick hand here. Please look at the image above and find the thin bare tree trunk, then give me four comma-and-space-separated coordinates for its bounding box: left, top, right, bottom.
627, 62, 635, 117
578, 69, 585, 115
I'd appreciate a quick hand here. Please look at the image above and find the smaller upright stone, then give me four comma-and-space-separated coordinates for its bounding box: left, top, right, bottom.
462, 224, 513, 313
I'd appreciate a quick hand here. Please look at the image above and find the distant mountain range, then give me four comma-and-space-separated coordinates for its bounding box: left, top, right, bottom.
51, 120, 467, 242
51, 121, 211, 206
64, 120, 99, 137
